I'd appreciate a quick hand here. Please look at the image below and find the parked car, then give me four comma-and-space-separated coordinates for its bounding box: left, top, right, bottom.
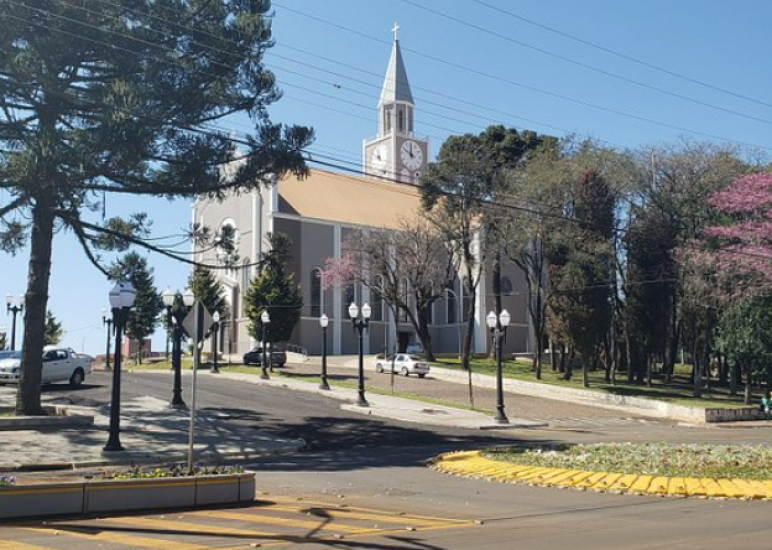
0, 347, 92, 386
405, 341, 424, 355
374, 354, 430, 378
242, 346, 286, 368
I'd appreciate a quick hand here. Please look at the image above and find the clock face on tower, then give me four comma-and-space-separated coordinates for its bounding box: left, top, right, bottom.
370, 144, 388, 173
400, 140, 423, 171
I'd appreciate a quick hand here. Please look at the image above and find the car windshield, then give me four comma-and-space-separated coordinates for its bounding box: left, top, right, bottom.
0, 351, 21, 360
408, 355, 424, 361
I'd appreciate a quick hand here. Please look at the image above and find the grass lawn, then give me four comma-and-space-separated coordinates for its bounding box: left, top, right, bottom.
430, 357, 755, 409
483, 442, 772, 480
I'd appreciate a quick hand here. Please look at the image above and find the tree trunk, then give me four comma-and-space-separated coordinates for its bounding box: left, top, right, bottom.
416, 309, 435, 362
646, 352, 653, 388
729, 360, 739, 396
16, 199, 55, 416
743, 365, 753, 405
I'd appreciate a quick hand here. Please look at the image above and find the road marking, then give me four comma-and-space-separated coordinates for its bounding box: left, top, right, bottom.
0, 542, 53, 550
104, 516, 278, 538
23, 525, 210, 550
197, 509, 376, 534
263, 504, 457, 527
266, 496, 471, 524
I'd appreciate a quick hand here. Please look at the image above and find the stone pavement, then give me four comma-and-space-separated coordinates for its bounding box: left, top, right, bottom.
0, 387, 303, 471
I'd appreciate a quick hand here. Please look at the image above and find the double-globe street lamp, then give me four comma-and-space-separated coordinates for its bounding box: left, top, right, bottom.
210, 311, 221, 374
319, 314, 330, 390
162, 287, 193, 409
104, 282, 137, 452
260, 310, 270, 380
101, 307, 113, 370
349, 302, 371, 407
5, 293, 24, 351
486, 309, 511, 425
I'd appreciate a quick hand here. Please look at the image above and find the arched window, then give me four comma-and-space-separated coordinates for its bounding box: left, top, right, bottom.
241, 259, 251, 295
343, 283, 356, 319
310, 268, 323, 318
446, 280, 457, 324
461, 276, 471, 322
398, 109, 404, 132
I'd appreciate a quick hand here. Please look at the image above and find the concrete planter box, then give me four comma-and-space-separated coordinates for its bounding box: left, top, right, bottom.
0, 405, 94, 431
0, 472, 255, 520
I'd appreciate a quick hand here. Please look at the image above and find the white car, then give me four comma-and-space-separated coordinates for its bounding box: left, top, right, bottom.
375, 354, 430, 378
0, 347, 92, 386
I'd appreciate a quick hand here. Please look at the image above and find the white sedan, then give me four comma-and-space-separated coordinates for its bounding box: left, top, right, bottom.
374, 354, 430, 378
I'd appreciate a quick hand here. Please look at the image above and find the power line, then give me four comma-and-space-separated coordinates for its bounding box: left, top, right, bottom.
467, 0, 772, 111
396, 0, 772, 127
273, 2, 771, 151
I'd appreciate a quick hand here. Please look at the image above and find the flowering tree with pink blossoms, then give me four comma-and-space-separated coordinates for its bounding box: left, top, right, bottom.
690, 172, 772, 402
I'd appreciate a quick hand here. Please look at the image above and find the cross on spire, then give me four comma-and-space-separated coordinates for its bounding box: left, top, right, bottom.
392, 21, 399, 41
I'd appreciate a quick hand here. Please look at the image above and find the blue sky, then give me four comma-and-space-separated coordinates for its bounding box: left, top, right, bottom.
2, 0, 771, 355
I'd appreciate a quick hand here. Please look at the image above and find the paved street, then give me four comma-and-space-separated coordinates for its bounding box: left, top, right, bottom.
2, 370, 772, 549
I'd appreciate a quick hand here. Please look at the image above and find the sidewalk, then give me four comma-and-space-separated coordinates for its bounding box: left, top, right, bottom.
216, 370, 546, 431
0, 390, 304, 472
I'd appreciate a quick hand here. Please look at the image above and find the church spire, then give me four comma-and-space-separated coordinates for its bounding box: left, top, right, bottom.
378, 23, 414, 107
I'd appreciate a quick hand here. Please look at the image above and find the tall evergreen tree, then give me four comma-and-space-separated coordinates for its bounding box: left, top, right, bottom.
109, 252, 163, 364
0, 1, 312, 414
245, 233, 302, 345
43, 311, 63, 346
188, 265, 228, 319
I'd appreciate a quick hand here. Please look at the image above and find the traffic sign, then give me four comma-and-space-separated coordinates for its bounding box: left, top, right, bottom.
182, 302, 215, 341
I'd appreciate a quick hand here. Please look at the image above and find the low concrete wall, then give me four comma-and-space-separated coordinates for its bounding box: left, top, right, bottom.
0, 405, 94, 431
705, 407, 765, 423
0, 472, 255, 520
430, 366, 712, 424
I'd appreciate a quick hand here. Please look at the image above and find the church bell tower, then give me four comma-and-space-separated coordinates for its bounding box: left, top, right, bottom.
363, 24, 428, 184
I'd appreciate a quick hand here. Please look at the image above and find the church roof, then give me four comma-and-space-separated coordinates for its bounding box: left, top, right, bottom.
277, 169, 421, 229
378, 39, 414, 107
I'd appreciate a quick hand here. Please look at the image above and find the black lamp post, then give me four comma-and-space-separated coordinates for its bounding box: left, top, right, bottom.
5, 293, 24, 351
210, 311, 220, 374
486, 308, 511, 425
162, 287, 189, 409
319, 313, 330, 390
260, 310, 270, 380
349, 301, 371, 407
101, 307, 113, 370
104, 281, 137, 452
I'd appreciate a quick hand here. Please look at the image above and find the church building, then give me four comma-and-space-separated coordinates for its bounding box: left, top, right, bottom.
193, 34, 531, 358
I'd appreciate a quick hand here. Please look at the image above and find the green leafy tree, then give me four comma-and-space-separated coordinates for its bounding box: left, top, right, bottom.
718, 296, 772, 404
245, 232, 302, 345
0, 1, 312, 415
109, 252, 163, 364
43, 311, 63, 346
188, 265, 228, 319
421, 125, 553, 371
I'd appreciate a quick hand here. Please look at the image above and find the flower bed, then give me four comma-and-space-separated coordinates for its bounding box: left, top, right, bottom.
433, 446, 772, 500
0, 465, 255, 520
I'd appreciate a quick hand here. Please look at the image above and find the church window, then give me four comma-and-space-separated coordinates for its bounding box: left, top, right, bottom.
446, 281, 457, 324
408, 108, 413, 133
241, 259, 251, 294
310, 268, 322, 317
398, 110, 404, 132
397, 278, 408, 322
343, 283, 356, 319
461, 276, 471, 322
372, 276, 384, 321
384, 109, 391, 133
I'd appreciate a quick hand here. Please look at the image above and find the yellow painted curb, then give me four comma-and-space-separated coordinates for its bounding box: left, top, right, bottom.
431, 451, 772, 500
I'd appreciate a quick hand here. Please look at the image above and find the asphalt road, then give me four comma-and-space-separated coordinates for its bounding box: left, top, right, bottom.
7, 370, 772, 549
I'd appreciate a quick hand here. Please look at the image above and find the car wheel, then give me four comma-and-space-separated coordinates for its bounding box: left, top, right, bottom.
418, 373, 426, 379
69, 368, 85, 387
400, 367, 409, 377
376, 363, 384, 373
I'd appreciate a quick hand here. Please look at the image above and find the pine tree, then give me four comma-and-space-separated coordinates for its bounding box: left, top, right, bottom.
245, 233, 302, 345
43, 311, 63, 346
188, 266, 228, 319
0, 1, 312, 415
110, 252, 163, 364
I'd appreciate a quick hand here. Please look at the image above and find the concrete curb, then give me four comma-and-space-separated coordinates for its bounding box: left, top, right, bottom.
432, 450, 772, 500
0, 405, 94, 431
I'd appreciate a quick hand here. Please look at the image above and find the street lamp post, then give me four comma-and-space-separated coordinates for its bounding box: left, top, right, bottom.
162, 287, 189, 409
486, 309, 511, 425
319, 314, 330, 390
101, 307, 113, 370
260, 310, 270, 380
210, 311, 220, 374
5, 293, 24, 351
104, 282, 137, 452
349, 302, 371, 407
